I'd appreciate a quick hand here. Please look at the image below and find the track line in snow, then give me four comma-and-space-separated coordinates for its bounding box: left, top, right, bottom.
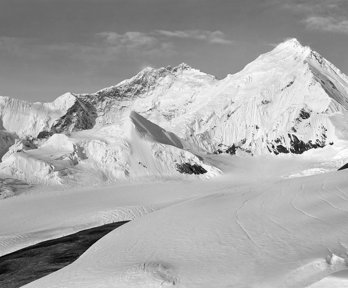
289, 184, 328, 225
234, 191, 259, 247
319, 184, 348, 213
335, 186, 348, 201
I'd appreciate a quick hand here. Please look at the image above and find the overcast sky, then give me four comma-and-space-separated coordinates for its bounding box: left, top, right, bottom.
0, 0, 348, 101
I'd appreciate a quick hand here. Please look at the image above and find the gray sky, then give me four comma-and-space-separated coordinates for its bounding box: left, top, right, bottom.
0, 0, 348, 102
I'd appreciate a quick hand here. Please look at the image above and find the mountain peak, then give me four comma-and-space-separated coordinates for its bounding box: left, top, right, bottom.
273, 38, 309, 54
281, 38, 302, 47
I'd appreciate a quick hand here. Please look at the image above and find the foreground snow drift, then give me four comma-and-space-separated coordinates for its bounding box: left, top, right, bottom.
23, 169, 348, 288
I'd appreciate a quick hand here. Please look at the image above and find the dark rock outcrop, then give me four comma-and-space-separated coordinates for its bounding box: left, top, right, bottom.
51, 97, 97, 134
338, 163, 348, 171
176, 163, 207, 175
37, 97, 97, 138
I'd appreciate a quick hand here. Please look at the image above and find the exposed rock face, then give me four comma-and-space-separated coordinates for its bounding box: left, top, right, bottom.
37, 96, 97, 138
270, 133, 327, 155
0, 131, 17, 159
176, 163, 207, 175
50, 97, 97, 134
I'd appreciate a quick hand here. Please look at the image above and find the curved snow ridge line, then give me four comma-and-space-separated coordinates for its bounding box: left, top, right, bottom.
289, 186, 328, 224
0, 228, 71, 257
0, 205, 157, 257
0, 233, 29, 256
96, 205, 157, 224
234, 191, 260, 246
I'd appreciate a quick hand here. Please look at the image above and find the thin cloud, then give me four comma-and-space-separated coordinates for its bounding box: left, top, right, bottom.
96, 31, 176, 56
0, 29, 232, 66
97, 30, 233, 49
93, 29, 232, 57
156, 30, 233, 44
280, 0, 343, 13
96, 31, 160, 50
270, 0, 348, 35
0, 32, 175, 63
304, 16, 348, 34
0, 37, 32, 55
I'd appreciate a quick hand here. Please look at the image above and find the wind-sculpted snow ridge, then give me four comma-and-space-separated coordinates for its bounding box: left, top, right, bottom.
1, 38, 348, 187
23, 170, 348, 288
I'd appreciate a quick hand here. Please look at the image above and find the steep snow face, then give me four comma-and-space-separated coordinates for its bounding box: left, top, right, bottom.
151, 38, 348, 155
130, 111, 183, 149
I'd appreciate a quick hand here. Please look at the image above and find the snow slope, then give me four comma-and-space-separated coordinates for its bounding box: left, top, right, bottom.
20, 162, 348, 288
0, 147, 347, 287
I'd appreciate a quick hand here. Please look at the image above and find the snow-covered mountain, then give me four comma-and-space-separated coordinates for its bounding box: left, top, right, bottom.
2, 39, 348, 288
0, 38, 348, 188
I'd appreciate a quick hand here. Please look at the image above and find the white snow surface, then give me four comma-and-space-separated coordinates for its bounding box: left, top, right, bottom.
0, 39, 348, 287
0, 154, 345, 288
0, 39, 348, 185
83, 38, 348, 155
0, 113, 219, 185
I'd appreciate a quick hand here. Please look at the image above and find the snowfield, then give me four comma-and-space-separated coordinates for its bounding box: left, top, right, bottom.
1, 155, 346, 288
0, 38, 348, 287
0, 148, 347, 287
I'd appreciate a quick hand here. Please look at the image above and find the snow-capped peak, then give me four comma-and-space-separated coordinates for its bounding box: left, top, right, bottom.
1, 38, 348, 185
276, 38, 304, 50
268, 38, 311, 60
